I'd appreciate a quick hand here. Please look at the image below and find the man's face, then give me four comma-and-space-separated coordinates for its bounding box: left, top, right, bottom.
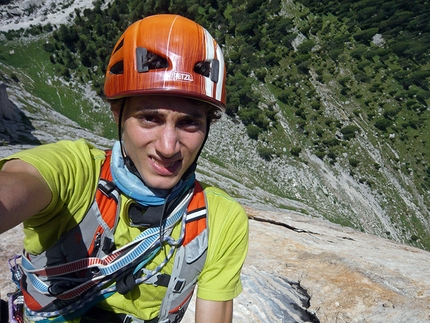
114, 95, 208, 190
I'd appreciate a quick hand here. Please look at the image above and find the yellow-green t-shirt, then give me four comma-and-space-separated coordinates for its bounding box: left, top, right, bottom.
0, 139, 249, 321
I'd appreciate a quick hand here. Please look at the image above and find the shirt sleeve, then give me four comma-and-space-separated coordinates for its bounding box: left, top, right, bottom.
196, 186, 249, 301
0, 139, 105, 254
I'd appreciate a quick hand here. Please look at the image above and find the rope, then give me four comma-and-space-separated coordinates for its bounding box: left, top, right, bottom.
23, 189, 192, 321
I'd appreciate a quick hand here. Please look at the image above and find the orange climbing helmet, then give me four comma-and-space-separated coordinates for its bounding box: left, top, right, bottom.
104, 14, 226, 111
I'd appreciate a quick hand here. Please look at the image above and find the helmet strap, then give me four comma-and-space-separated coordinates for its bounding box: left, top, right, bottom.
117, 99, 146, 183
181, 117, 210, 181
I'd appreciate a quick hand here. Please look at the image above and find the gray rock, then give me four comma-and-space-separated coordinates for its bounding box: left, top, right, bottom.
1, 194, 429, 322
0, 82, 40, 144
240, 207, 430, 323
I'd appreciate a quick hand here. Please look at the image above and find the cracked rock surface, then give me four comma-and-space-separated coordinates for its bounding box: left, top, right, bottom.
234, 207, 430, 323
1, 193, 430, 323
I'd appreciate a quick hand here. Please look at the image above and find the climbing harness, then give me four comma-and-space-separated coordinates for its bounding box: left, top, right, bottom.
6, 152, 208, 323
7, 255, 24, 323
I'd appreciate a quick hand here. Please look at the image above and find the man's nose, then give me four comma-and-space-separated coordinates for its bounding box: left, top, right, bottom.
156, 125, 180, 157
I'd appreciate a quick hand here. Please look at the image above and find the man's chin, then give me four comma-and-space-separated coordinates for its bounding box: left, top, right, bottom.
144, 175, 182, 191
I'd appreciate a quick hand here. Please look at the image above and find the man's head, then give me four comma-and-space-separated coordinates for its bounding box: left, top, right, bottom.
104, 15, 226, 189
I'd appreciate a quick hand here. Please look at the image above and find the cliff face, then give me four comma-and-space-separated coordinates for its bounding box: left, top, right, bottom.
238, 208, 430, 322
1, 207, 429, 323
0, 82, 39, 144
0, 80, 113, 148
182, 207, 430, 323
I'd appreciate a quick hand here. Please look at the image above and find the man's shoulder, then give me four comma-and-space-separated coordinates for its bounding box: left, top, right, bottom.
200, 182, 246, 217
55, 139, 107, 158
2, 139, 106, 160
201, 183, 235, 202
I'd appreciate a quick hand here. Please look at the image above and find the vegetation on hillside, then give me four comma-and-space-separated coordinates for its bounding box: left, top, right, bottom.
1, 0, 429, 249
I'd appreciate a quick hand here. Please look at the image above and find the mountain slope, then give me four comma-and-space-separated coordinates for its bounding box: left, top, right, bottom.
0, 0, 429, 250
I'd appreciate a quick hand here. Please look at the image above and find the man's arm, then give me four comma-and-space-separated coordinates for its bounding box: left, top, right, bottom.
195, 298, 233, 323
0, 159, 51, 233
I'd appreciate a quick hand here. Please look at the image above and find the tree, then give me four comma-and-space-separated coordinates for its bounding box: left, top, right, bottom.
340, 125, 360, 140
56, 25, 79, 50
349, 158, 360, 167
298, 39, 315, 54
374, 118, 392, 131
290, 146, 302, 157
43, 42, 55, 53
257, 147, 274, 161
353, 27, 379, 45
246, 125, 261, 140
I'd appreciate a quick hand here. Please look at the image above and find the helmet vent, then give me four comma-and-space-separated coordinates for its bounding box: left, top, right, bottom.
136, 47, 168, 73
109, 60, 124, 74
113, 39, 124, 54
194, 59, 219, 83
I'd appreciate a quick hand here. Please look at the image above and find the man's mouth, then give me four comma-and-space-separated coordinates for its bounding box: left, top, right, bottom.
152, 157, 178, 167
150, 157, 181, 174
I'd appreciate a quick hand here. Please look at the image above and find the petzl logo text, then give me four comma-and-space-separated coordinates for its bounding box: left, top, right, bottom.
174, 72, 193, 82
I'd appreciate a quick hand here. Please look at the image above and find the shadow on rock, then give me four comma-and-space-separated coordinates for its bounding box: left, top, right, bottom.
234, 267, 320, 323
0, 82, 41, 145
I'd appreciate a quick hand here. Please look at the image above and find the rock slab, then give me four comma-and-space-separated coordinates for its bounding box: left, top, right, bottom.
1, 207, 429, 322
239, 207, 430, 322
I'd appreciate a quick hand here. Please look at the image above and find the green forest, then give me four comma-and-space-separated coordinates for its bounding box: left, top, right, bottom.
5, 0, 429, 135
5, 0, 429, 183
3, 0, 429, 175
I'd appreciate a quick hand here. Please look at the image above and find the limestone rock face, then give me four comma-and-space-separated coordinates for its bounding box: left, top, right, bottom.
1, 206, 429, 322
0, 81, 113, 148
0, 83, 21, 121
236, 207, 430, 323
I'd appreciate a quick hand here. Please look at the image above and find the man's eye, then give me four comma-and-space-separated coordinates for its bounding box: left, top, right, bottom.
180, 118, 200, 127
138, 114, 159, 123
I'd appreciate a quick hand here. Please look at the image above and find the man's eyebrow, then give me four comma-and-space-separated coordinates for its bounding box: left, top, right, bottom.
151, 109, 206, 119
180, 111, 207, 119
135, 107, 206, 119
138, 109, 163, 115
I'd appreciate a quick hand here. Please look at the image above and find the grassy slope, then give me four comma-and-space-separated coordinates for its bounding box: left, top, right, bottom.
0, 35, 116, 138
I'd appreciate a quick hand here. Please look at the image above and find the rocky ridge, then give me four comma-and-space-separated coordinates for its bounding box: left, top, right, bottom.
0, 0, 102, 32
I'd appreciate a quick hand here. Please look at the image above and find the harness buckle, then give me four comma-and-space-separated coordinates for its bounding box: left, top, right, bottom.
8, 255, 23, 288
154, 273, 171, 287
98, 179, 117, 198
8, 290, 24, 323
122, 314, 146, 323
172, 279, 186, 293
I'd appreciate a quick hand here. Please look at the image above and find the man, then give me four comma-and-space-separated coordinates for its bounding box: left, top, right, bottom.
0, 14, 248, 323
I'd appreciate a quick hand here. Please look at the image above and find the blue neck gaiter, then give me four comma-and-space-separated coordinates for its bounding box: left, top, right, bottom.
110, 141, 195, 207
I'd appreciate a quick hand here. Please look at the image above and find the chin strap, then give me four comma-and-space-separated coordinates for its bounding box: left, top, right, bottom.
117, 100, 146, 183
